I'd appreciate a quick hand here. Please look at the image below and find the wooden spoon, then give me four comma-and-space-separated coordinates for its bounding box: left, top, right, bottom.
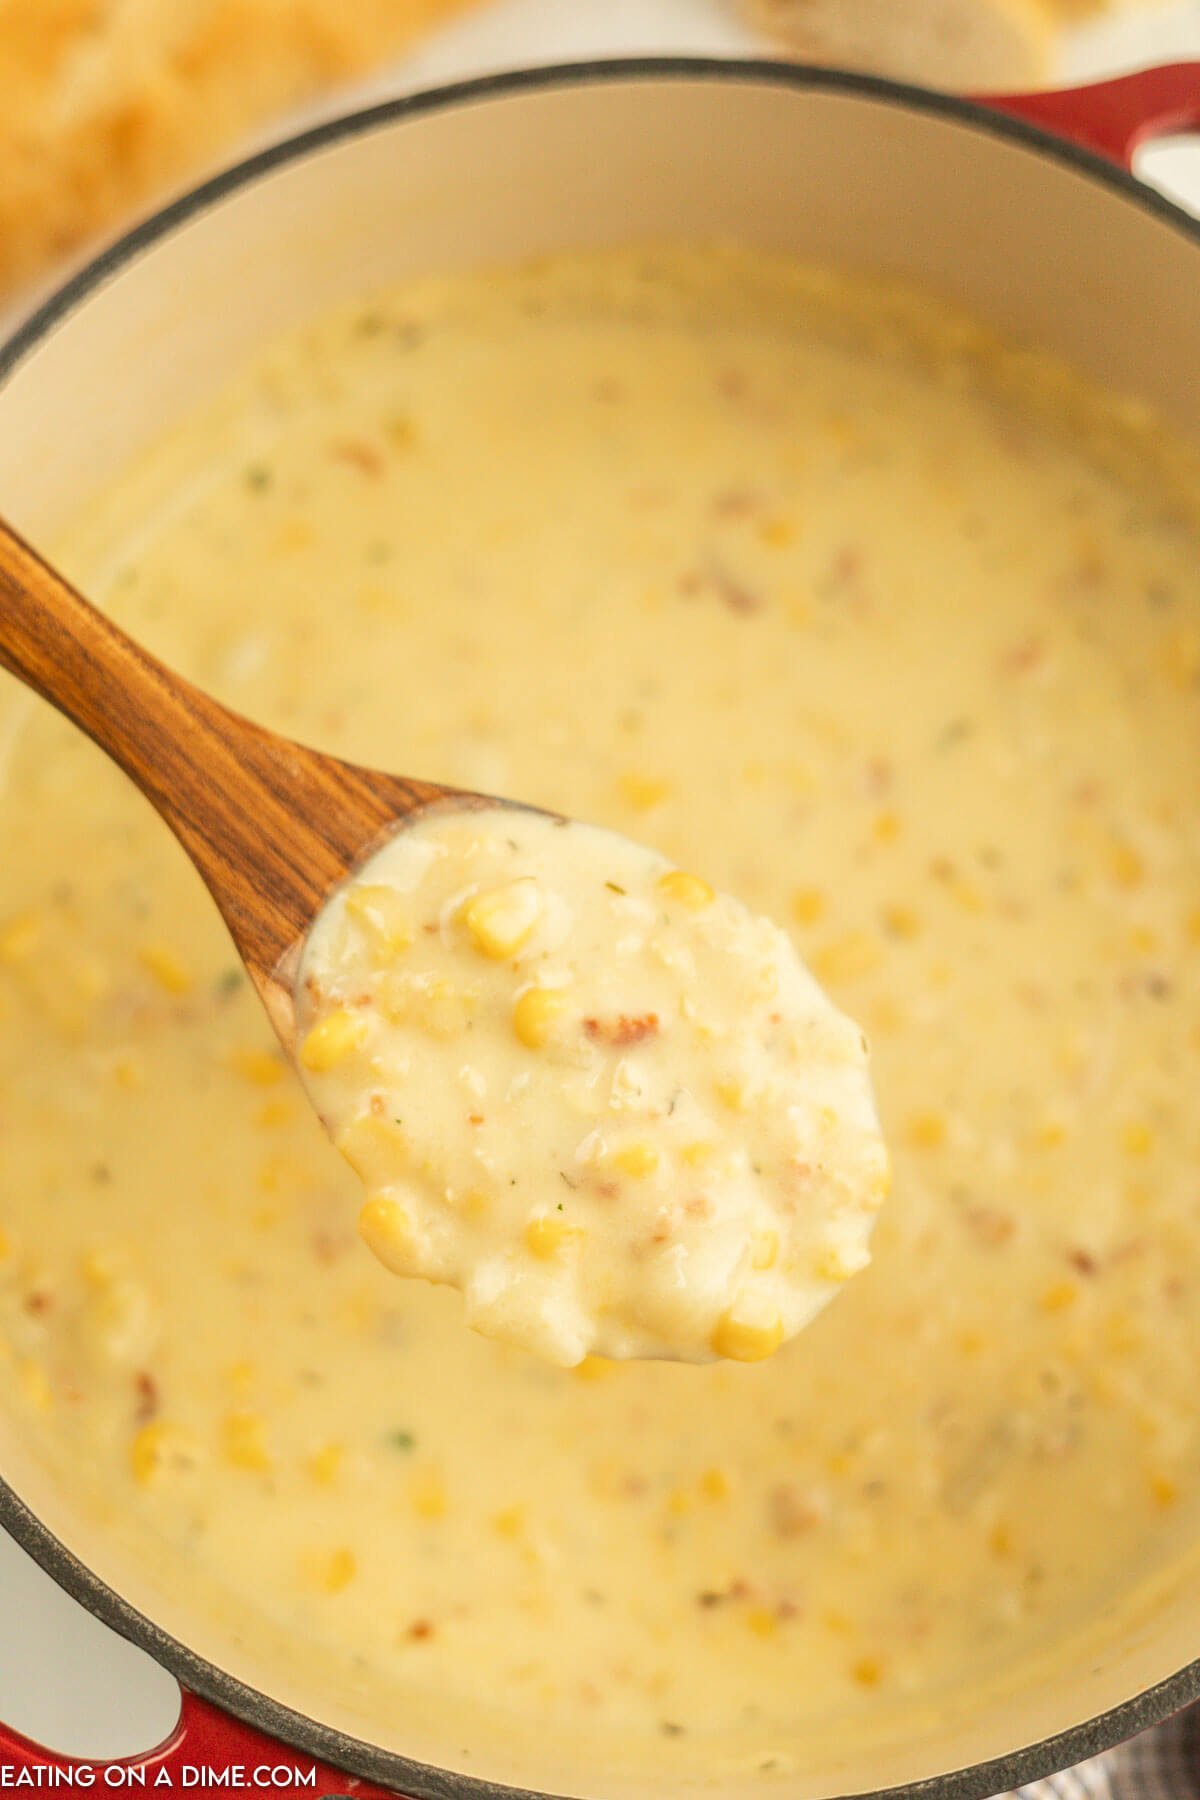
0, 516, 488, 1048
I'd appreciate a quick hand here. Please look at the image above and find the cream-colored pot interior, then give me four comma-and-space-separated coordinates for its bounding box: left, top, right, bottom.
0, 65, 1198, 1800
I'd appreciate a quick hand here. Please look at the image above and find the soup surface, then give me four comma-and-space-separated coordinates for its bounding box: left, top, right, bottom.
1, 246, 1199, 1781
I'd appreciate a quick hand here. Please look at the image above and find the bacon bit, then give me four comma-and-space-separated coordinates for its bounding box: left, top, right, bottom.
826, 545, 863, 589
1067, 1247, 1099, 1277
468, 1113, 484, 1126
963, 1203, 1016, 1248
769, 1484, 826, 1539
369, 1093, 387, 1117
407, 1619, 435, 1641
628, 485, 672, 511
584, 1013, 659, 1046
710, 487, 759, 519
329, 438, 384, 478
1002, 636, 1045, 675
863, 755, 893, 797
311, 1230, 343, 1266
707, 559, 761, 617
684, 1195, 713, 1220
23, 1290, 52, 1315
134, 1371, 160, 1423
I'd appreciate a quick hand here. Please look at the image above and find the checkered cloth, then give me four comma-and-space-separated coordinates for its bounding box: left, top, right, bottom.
1011, 1708, 1198, 1800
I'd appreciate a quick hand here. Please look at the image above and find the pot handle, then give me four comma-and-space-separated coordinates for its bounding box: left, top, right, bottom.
980, 62, 1200, 169
0, 1686, 403, 1796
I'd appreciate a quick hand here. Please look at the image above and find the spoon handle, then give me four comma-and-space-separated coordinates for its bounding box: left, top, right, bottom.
0, 514, 436, 1029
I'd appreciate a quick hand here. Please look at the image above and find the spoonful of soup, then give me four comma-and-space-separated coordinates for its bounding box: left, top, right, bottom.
0, 516, 888, 1366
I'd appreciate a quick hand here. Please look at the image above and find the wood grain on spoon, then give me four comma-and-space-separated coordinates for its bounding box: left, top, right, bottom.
0, 515, 478, 1046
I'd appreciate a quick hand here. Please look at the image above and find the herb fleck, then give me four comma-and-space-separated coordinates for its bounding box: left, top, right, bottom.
387, 1430, 416, 1452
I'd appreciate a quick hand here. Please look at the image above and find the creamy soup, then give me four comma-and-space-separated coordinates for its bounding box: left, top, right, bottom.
297, 805, 887, 1365
1, 247, 1199, 1784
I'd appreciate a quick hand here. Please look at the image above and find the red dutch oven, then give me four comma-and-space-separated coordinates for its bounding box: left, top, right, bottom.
0, 53, 1198, 1800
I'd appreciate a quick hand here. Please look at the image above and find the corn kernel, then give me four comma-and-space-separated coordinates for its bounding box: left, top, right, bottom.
699, 1467, 730, 1501
881, 903, 921, 940
1040, 1279, 1078, 1314
1149, 1473, 1179, 1508
790, 888, 825, 927
358, 1196, 416, 1276
130, 1421, 199, 1487
1164, 627, 1200, 690
657, 870, 715, 910
681, 1141, 715, 1166
492, 1504, 525, 1538
746, 1608, 778, 1638
255, 1099, 293, 1129
617, 772, 671, 812
1186, 907, 1200, 945
138, 944, 193, 996
852, 1656, 883, 1688
906, 1111, 946, 1150
1109, 841, 1144, 889
0, 911, 44, 963
223, 1410, 271, 1472
308, 1442, 344, 1486
666, 1487, 692, 1518
611, 1142, 660, 1179
411, 1468, 448, 1520
573, 1355, 613, 1382
712, 1304, 785, 1363
336, 1116, 407, 1185
811, 932, 881, 985
525, 1214, 580, 1261
872, 811, 900, 844
0, 1228, 10, 1264
1122, 1122, 1153, 1157
716, 1078, 747, 1113
460, 1189, 491, 1223
112, 1056, 143, 1091
751, 1231, 778, 1271
513, 985, 569, 1049
759, 516, 797, 548
461, 879, 542, 960
17, 1358, 53, 1412
309, 1548, 357, 1594
230, 1047, 284, 1087
299, 1008, 367, 1072
816, 1242, 871, 1283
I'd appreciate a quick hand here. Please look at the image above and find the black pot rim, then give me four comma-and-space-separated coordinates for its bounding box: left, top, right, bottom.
0, 52, 1197, 1800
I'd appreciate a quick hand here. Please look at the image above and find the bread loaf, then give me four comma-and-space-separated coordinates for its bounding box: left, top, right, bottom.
0, 0, 478, 301
742, 0, 1055, 89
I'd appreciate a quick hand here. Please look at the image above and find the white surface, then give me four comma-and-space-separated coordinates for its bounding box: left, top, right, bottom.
0, 0, 1198, 1767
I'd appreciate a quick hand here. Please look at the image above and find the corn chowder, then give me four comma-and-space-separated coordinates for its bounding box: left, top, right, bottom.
296, 806, 887, 1366
1, 247, 1199, 1779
